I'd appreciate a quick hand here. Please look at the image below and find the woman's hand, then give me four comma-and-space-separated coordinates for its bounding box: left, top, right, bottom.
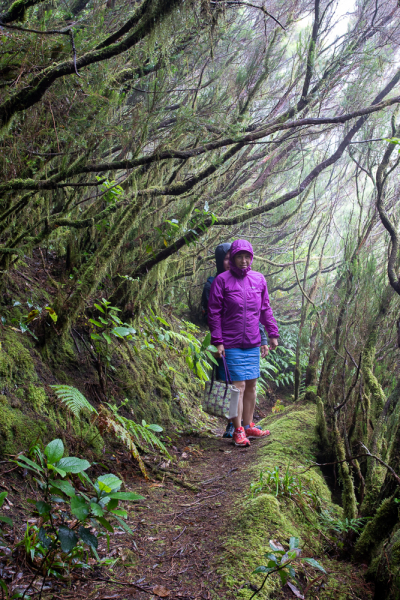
260, 345, 269, 359
269, 337, 279, 350
215, 344, 225, 358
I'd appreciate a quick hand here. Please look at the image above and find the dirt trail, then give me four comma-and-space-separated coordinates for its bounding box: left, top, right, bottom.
1, 400, 374, 600
83, 427, 256, 600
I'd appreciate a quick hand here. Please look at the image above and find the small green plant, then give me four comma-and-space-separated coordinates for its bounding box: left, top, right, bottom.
89, 298, 135, 346
320, 510, 368, 535
249, 465, 321, 511
0, 491, 12, 531
250, 537, 326, 599
13, 438, 144, 579
139, 311, 218, 382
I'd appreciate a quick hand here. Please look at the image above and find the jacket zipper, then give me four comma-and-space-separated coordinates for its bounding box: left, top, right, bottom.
242, 277, 246, 347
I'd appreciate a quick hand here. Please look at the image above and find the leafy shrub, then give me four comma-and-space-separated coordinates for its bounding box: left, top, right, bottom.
13, 438, 144, 573
251, 537, 326, 599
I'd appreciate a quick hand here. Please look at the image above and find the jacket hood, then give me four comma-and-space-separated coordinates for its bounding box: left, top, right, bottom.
229, 239, 254, 277
215, 242, 232, 275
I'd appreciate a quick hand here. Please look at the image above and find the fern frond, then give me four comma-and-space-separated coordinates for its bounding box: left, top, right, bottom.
51, 385, 98, 418
98, 407, 148, 479
105, 403, 171, 459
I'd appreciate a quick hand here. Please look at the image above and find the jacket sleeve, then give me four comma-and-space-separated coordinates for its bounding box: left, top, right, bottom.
259, 322, 268, 345
259, 277, 279, 338
207, 276, 225, 345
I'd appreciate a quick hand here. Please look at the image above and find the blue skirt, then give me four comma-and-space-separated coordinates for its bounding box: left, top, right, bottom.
218, 347, 260, 382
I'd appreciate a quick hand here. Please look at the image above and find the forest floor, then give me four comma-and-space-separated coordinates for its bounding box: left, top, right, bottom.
0, 395, 374, 600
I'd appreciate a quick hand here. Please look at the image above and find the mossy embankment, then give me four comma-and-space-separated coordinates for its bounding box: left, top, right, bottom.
218, 401, 372, 600
0, 323, 206, 459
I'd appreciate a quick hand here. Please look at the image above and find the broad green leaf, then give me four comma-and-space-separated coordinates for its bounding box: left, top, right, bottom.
278, 569, 288, 585
104, 498, 118, 510
70, 496, 90, 520
303, 558, 326, 573
110, 509, 127, 518
0, 578, 9, 597
107, 492, 145, 501
200, 331, 211, 350
90, 502, 104, 517
49, 479, 76, 497
289, 537, 300, 550
111, 326, 135, 337
79, 526, 98, 550
39, 526, 52, 549
89, 319, 102, 327
288, 566, 296, 579
145, 424, 163, 432
91, 333, 101, 340
253, 566, 274, 574
0, 491, 7, 508
96, 516, 114, 533
56, 457, 90, 474
44, 439, 64, 464
96, 474, 122, 493
0, 515, 12, 526
102, 332, 112, 344
58, 526, 78, 553
48, 464, 67, 477
94, 304, 105, 313
264, 553, 278, 563
35, 501, 51, 515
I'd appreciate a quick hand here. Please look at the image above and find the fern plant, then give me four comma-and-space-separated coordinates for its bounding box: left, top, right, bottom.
51, 385, 98, 417
105, 401, 171, 460
51, 386, 169, 479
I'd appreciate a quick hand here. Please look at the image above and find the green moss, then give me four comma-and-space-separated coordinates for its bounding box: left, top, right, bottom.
0, 404, 51, 455
27, 384, 48, 412
334, 422, 357, 520
217, 403, 354, 599
316, 396, 329, 448
354, 496, 398, 561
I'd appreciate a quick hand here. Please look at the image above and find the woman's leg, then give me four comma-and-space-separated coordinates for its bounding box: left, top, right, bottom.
232, 381, 245, 429
242, 378, 257, 427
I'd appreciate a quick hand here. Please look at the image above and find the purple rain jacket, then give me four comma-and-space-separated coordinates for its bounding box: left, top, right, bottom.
207, 239, 279, 348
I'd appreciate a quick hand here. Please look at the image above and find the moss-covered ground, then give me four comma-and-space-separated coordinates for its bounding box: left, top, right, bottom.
217, 402, 373, 599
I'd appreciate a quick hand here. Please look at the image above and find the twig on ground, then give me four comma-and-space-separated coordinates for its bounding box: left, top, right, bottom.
173, 526, 187, 541
199, 467, 238, 485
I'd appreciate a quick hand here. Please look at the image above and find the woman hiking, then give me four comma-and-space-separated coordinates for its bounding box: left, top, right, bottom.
201, 242, 270, 438
207, 239, 279, 447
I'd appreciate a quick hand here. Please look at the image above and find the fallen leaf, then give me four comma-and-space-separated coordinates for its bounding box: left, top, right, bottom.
153, 584, 170, 597
181, 452, 188, 459
287, 581, 304, 599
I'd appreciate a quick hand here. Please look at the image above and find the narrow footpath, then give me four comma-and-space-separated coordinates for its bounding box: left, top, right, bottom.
2, 400, 374, 600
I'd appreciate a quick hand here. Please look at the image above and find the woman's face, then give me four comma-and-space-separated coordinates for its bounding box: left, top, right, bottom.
234, 251, 252, 269
223, 250, 231, 271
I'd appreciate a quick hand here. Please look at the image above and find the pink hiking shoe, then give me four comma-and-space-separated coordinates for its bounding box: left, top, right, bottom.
245, 423, 270, 439
232, 426, 251, 447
